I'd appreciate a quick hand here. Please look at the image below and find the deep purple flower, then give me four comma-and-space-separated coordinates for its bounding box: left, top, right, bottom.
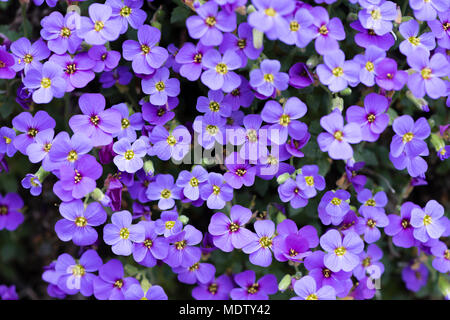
345, 160, 367, 192
193, 114, 226, 149
316, 50, 359, 92
288, 62, 313, 89
296, 164, 326, 198
223, 76, 254, 110
122, 24, 168, 75
320, 229, 364, 272
401, 263, 428, 292
132, 220, 169, 267
100, 66, 133, 88
374, 58, 408, 91
385, 201, 420, 248
199, 172, 233, 209
390, 148, 429, 178
12, 110, 56, 155
54, 250, 102, 296
48, 131, 92, 169
0, 49, 15, 79
232, 114, 269, 162
317, 110, 362, 160
196, 89, 232, 121
410, 200, 446, 243
192, 274, 234, 300
318, 190, 351, 226
176, 165, 209, 201
21, 173, 42, 196
49, 52, 95, 92
174, 261, 215, 285
279, 8, 315, 47
407, 48, 449, 99
353, 45, 386, 87
310, 6, 345, 55
347, 93, 389, 142
103, 210, 145, 256
58, 154, 102, 199
88, 45, 121, 72
355, 206, 389, 243
428, 12, 450, 49
250, 59, 289, 97
0, 127, 17, 157
142, 67, 180, 105
224, 152, 257, 189
230, 270, 277, 300
175, 42, 212, 81
278, 177, 308, 209
22, 61, 66, 104
105, 176, 123, 211
146, 174, 181, 210
430, 241, 450, 273
113, 137, 147, 173
78, 3, 122, 45
350, 20, 395, 50
390, 115, 430, 158
353, 244, 385, 281
40, 11, 82, 55
208, 204, 255, 252
93, 259, 140, 300
164, 225, 203, 268
10, 37, 50, 73
186, 1, 236, 46
111, 103, 144, 141
69, 93, 122, 147
0, 193, 24, 231
291, 275, 336, 300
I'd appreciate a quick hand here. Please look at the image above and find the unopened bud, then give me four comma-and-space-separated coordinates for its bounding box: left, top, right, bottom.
276, 172, 290, 185
278, 274, 292, 292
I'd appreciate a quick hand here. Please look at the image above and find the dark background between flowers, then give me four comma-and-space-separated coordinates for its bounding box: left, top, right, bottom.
0, 0, 448, 299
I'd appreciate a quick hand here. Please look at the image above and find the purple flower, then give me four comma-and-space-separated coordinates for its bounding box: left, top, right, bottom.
320, 229, 364, 272
186, 1, 236, 46
0, 127, 17, 157
192, 274, 234, 300
291, 276, 336, 300
78, 3, 121, 45
304, 251, 352, 297
54, 250, 102, 296
174, 261, 215, 285
407, 48, 449, 99
88, 45, 121, 72
350, 20, 395, 50
288, 62, 314, 89
347, 93, 389, 142
296, 164, 326, 198
399, 20, 435, 56
410, 200, 446, 243
0, 193, 24, 231
105, 176, 123, 211
208, 204, 255, 252
0, 49, 16, 79
316, 50, 359, 92
374, 58, 408, 91
55, 199, 106, 246
261, 97, 307, 145
318, 190, 351, 226
142, 99, 177, 126
164, 225, 203, 268
242, 220, 275, 267
12, 110, 56, 155
248, 0, 296, 40
176, 165, 209, 201
401, 263, 428, 292
107, 0, 147, 33
103, 210, 145, 256
111, 103, 144, 141
49, 52, 95, 92
200, 172, 233, 209
193, 114, 226, 149
10, 37, 50, 73
124, 284, 168, 300
357, 188, 388, 213
113, 137, 147, 173
389, 148, 429, 178
150, 125, 191, 161
100, 66, 133, 88
345, 160, 367, 192
146, 174, 181, 210
48, 131, 92, 169
93, 259, 140, 300
22, 61, 66, 104
21, 173, 42, 196
196, 89, 232, 121
58, 154, 102, 199
279, 8, 315, 47
358, 1, 398, 35
230, 270, 277, 300
219, 22, 263, 67
40, 11, 82, 55
278, 177, 308, 209
175, 42, 212, 81
353, 45, 386, 87
256, 147, 294, 180
353, 244, 385, 281
122, 24, 168, 74
430, 241, 450, 273
234, 114, 269, 162
310, 6, 345, 55
390, 115, 430, 158
355, 206, 389, 243
410, 0, 449, 21
249, 59, 289, 97
224, 152, 257, 189
428, 12, 450, 49
201, 49, 241, 92
386, 201, 421, 248
317, 110, 362, 160
142, 67, 180, 105
223, 76, 254, 110
69, 93, 122, 147
132, 220, 169, 267
154, 209, 183, 237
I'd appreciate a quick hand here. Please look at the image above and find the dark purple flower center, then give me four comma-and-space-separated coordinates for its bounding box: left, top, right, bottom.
247, 283, 259, 294
65, 63, 77, 75
114, 279, 123, 289
236, 168, 247, 177
401, 219, 410, 229
157, 107, 166, 117
27, 127, 38, 138
237, 38, 247, 49
175, 240, 187, 250
0, 205, 8, 215
194, 53, 202, 63
229, 222, 240, 232
208, 283, 218, 294
322, 268, 332, 278
144, 239, 153, 249
90, 115, 100, 126
74, 169, 82, 184
0, 60, 5, 68
362, 257, 371, 267
367, 113, 376, 123
189, 262, 199, 271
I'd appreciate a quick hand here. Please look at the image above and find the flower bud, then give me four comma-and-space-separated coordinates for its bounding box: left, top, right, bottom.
278, 274, 292, 292
179, 215, 189, 225
276, 172, 290, 185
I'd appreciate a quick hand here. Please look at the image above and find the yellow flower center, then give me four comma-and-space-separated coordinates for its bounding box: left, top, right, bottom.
408, 36, 420, 46
306, 293, 318, 300
367, 114, 376, 123
247, 283, 259, 294
161, 189, 172, 199
334, 130, 343, 141
205, 16, 216, 26
67, 150, 78, 162
370, 9, 381, 20
175, 240, 187, 250
367, 219, 377, 228
72, 264, 86, 277
165, 221, 175, 229
444, 250, 450, 260
215, 63, 228, 75
332, 67, 343, 77
119, 227, 130, 239
331, 197, 342, 206
4, 136, 11, 144
60, 27, 71, 38
206, 125, 219, 135
247, 129, 258, 142
289, 248, 298, 257
305, 176, 314, 186
237, 38, 246, 49
322, 268, 331, 278
194, 53, 202, 63
74, 170, 82, 184
334, 246, 346, 256
41, 77, 51, 88
290, 21, 299, 32
423, 214, 432, 226
23, 54, 33, 64
121, 118, 130, 129
43, 143, 52, 152
365, 61, 374, 72
264, 73, 274, 83
208, 283, 218, 294
141, 44, 150, 54
94, 21, 104, 32
319, 25, 328, 35
421, 67, 432, 80
229, 222, 240, 232
65, 63, 77, 75
259, 236, 272, 248
27, 128, 38, 137
155, 81, 165, 91
120, 6, 132, 17
30, 177, 40, 187
75, 216, 87, 227
264, 8, 276, 17
209, 101, 220, 112
212, 185, 221, 195
0, 205, 8, 215
402, 132, 414, 143
189, 262, 200, 272
114, 279, 123, 288
279, 114, 290, 126
90, 115, 100, 126
365, 198, 376, 206
124, 150, 134, 160
0, 61, 5, 68
401, 219, 409, 229
189, 177, 199, 187
166, 135, 177, 146
236, 169, 247, 177
362, 257, 371, 267
144, 239, 153, 249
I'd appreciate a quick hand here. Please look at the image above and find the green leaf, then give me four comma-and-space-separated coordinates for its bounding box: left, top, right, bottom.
170, 6, 191, 25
